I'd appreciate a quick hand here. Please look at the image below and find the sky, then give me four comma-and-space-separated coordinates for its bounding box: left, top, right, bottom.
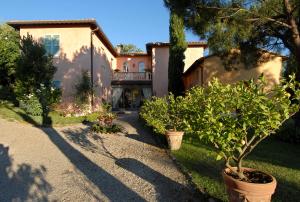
0, 0, 200, 51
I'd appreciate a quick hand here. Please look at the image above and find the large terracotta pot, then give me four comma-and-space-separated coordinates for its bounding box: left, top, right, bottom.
165, 131, 184, 150
222, 167, 277, 202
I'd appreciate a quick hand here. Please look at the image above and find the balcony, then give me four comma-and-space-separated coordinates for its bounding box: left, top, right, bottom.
112, 72, 152, 81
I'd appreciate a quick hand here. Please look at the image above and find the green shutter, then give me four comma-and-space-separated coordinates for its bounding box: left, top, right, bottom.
52, 35, 60, 55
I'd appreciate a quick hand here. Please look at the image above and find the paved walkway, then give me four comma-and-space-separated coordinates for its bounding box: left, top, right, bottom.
0, 112, 200, 201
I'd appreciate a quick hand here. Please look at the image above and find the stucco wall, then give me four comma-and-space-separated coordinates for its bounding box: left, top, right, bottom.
92, 34, 116, 103
20, 26, 117, 104
184, 55, 283, 90
152, 46, 205, 97
116, 56, 151, 72
184, 47, 204, 72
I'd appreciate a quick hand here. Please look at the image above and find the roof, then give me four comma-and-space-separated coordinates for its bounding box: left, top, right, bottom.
118, 52, 149, 57
7, 19, 118, 56
146, 41, 207, 54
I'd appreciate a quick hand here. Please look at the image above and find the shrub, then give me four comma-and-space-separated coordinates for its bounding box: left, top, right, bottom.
97, 112, 116, 127
91, 106, 122, 134
75, 70, 93, 105
277, 118, 300, 144
182, 76, 300, 181
91, 123, 122, 134
139, 94, 185, 134
19, 94, 42, 116
15, 35, 58, 124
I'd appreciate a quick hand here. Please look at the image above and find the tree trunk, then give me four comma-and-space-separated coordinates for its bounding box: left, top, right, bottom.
284, 0, 300, 81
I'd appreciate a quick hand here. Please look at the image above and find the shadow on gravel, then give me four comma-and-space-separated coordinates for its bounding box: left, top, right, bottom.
117, 113, 166, 148
0, 144, 52, 201
116, 157, 201, 202
13, 111, 146, 202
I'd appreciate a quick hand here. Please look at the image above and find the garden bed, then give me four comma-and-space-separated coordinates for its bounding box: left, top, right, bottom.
0, 101, 99, 126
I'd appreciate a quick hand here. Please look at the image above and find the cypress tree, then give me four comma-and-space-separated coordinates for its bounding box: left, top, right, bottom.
168, 10, 187, 97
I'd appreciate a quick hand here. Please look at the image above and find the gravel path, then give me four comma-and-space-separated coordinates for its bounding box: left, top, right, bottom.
0, 112, 200, 202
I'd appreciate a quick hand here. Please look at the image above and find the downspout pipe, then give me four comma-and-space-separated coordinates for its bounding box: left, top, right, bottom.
90, 27, 99, 110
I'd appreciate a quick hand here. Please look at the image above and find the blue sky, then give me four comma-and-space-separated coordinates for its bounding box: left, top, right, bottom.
1, 0, 200, 51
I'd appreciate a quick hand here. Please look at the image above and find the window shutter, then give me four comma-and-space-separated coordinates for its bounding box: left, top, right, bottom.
44, 35, 52, 55
52, 35, 60, 56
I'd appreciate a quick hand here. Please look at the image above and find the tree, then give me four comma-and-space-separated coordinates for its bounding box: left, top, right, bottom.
168, 10, 187, 96
15, 34, 58, 125
164, 0, 300, 80
117, 44, 143, 54
0, 24, 20, 87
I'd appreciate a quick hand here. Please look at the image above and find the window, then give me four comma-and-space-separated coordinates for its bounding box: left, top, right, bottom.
43, 35, 60, 56
138, 62, 145, 72
123, 62, 129, 72
52, 80, 61, 89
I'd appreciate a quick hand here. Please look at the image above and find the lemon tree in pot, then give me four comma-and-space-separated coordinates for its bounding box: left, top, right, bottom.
140, 94, 185, 150
183, 76, 300, 202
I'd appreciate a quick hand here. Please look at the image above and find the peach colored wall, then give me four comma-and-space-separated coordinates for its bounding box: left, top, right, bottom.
184, 47, 204, 72
19, 26, 117, 104
152, 46, 205, 97
116, 56, 151, 72
184, 55, 282, 90
92, 34, 116, 103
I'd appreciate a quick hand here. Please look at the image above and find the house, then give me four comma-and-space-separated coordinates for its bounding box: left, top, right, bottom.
7, 19, 206, 110
183, 51, 284, 90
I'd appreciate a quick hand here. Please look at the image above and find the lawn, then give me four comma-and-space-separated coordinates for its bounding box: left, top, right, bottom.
0, 101, 99, 126
172, 137, 300, 202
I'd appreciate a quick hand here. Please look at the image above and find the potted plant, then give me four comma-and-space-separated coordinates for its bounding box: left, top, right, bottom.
140, 94, 185, 150
183, 76, 300, 202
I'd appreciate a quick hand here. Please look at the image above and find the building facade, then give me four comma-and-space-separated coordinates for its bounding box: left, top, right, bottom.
8, 19, 284, 111
8, 19, 206, 110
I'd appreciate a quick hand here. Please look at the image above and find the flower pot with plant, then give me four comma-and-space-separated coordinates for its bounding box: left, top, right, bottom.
183, 76, 300, 202
140, 94, 185, 150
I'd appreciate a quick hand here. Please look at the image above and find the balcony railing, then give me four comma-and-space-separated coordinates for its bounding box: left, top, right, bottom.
112, 72, 152, 81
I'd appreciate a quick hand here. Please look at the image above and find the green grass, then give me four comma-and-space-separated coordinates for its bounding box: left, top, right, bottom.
172, 137, 300, 202
0, 101, 99, 126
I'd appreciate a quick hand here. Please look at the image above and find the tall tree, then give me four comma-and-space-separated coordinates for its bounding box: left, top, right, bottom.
168, 10, 187, 96
15, 35, 57, 125
0, 24, 20, 87
164, 0, 300, 80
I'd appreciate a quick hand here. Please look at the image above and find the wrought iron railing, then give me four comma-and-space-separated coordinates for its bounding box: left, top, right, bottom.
112, 72, 152, 81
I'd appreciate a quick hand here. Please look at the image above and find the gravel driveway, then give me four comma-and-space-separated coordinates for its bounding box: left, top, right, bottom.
0, 112, 200, 201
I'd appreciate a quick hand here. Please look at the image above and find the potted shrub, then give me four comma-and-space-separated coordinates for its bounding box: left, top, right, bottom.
183, 76, 300, 202
140, 94, 185, 150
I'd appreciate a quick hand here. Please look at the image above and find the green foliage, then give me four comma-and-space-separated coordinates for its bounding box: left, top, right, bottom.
75, 70, 93, 105
182, 75, 300, 180
15, 34, 56, 97
0, 100, 100, 126
277, 118, 300, 144
173, 139, 300, 201
15, 34, 59, 125
0, 24, 20, 87
118, 44, 143, 54
19, 93, 42, 116
91, 107, 121, 133
139, 94, 185, 134
168, 10, 187, 96
91, 123, 122, 134
164, 0, 300, 78
140, 97, 169, 134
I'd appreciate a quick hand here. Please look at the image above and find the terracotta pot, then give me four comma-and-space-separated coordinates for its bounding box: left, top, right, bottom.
165, 131, 184, 150
222, 167, 277, 202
